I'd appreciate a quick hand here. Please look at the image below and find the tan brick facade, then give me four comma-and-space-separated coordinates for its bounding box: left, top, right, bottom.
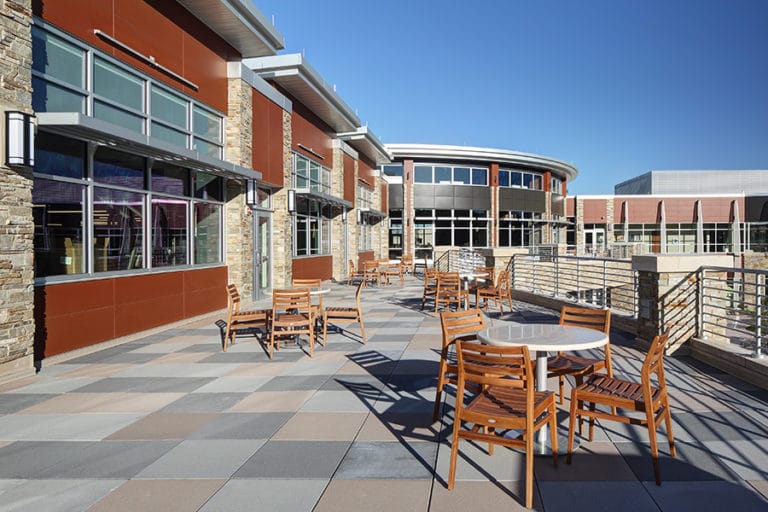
271, 110, 293, 289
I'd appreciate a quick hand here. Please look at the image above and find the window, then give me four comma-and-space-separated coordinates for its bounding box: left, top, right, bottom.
499, 210, 542, 247
551, 177, 563, 195
411, 164, 488, 185
413, 208, 489, 248
294, 198, 331, 256
498, 169, 544, 190
380, 164, 403, 177
32, 131, 225, 278
292, 152, 331, 195
32, 24, 224, 158
665, 223, 697, 253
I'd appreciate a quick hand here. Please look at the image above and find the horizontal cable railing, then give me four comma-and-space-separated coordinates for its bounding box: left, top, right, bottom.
509, 254, 638, 317
434, 249, 486, 273
698, 266, 766, 358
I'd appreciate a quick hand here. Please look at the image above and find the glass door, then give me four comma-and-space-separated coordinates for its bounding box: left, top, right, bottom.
252, 211, 271, 300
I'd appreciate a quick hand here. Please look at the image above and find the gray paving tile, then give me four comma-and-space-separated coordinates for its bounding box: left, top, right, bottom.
137, 439, 266, 478
0, 413, 143, 441
0, 478, 124, 512
698, 439, 768, 480
615, 441, 741, 482
158, 393, 250, 413
189, 412, 292, 440
234, 441, 350, 478
643, 480, 768, 512
538, 481, 660, 512
673, 410, 768, 443
335, 441, 436, 479
257, 375, 330, 391
6, 377, 100, 395
0, 394, 57, 414
200, 479, 328, 512
71, 377, 215, 393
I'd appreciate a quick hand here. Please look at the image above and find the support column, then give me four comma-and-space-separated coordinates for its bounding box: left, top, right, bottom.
271, 110, 293, 288
330, 142, 346, 281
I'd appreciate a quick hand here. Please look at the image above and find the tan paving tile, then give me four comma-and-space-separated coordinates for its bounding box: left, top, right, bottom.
0, 376, 37, 393
227, 390, 315, 412
0, 441, 12, 449
430, 480, 535, 511
668, 390, 738, 413
332, 361, 375, 376
18, 392, 184, 414
407, 333, 441, 350
355, 412, 441, 442
535, 441, 637, 481
314, 479, 431, 512
273, 412, 367, 441
158, 334, 212, 345
224, 362, 293, 376
86, 479, 225, 512
747, 480, 768, 500
105, 412, 217, 440
148, 352, 211, 365
57, 364, 133, 379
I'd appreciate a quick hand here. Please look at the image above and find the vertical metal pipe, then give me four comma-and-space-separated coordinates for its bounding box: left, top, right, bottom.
755, 273, 764, 358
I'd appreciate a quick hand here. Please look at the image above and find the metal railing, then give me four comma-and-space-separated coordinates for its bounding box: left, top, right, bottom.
509, 254, 638, 317
434, 249, 487, 273
697, 266, 766, 358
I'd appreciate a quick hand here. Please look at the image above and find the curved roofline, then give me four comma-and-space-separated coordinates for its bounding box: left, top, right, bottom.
385, 143, 578, 181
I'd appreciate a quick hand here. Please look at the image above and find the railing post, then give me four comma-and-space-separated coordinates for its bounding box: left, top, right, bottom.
697, 268, 704, 338
532, 256, 537, 293
576, 258, 581, 302
755, 273, 764, 359
554, 256, 559, 298
602, 259, 608, 309
510, 255, 516, 288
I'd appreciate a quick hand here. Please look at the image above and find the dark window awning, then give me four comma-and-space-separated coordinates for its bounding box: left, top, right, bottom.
359, 207, 386, 220
295, 188, 353, 209
37, 112, 262, 182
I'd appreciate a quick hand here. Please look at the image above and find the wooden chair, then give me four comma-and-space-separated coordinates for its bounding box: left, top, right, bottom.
269, 288, 315, 359
567, 331, 675, 485
474, 268, 512, 313
547, 306, 612, 404
292, 278, 324, 332
401, 254, 415, 275
420, 267, 438, 310
434, 308, 485, 421
323, 279, 366, 344
223, 284, 271, 352
347, 260, 365, 285
448, 341, 558, 509
382, 261, 404, 285
435, 272, 468, 312
363, 260, 380, 286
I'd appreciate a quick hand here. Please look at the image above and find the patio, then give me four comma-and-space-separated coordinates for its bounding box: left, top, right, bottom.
0, 277, 766, 511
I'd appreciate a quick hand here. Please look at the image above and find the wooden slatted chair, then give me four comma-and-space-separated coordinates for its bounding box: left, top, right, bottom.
269, 288, 314, 359
292, 278, 324, 337
401, 254, 415, 275
420, 267, 438, 310
347, 259, 365, 285
567, 331, 675, 485
434, 308, 485, 421
547, 306, 612, 404
474, 268, 513, 313
382, 261, 404, 285
363, 260, 380, 286
323, 279, 366, 344
435, 272, 469, 312
448, 341, 558, 509
223, 284, 270, 352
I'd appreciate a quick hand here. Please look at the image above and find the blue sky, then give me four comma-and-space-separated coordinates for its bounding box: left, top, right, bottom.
253, 1, 768, 194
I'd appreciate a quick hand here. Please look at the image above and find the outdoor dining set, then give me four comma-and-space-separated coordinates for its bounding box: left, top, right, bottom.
222, 257, 676, 509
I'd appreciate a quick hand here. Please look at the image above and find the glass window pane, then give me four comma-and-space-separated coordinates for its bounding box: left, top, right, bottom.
498, 170, 509, 187
32, 27, 84, 88
151, 162, 189, 196
194, 202, 221, 264
453, 167, 470, 184
523, 173, 533, 189
32, 179, 85, 277
151, 85, 188, 129
194, 172, 223, 201
94, 100, 144, 132
472, 168, 487, 185
93, 57, 144, 111
414, 166, 432, 183
193, 137, 222, 159
193, 105, 222, 143
93, 187, 144, 272
382, 164, 403, 177
435, 166, 451, 183
151, 198, 187, 267
32, 76, 85, 113
94, 146, 145, 189
151, 122, 188, 147
34, 131, 85, 179
512, 172, 523, 187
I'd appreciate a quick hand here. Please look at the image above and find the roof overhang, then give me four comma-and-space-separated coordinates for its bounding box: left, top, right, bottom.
295, 188, 353, 209
176, 0, 284, 57
386, 143, 578, 182
337, 126, 392, 164
245, 54, 360, 133
359, 207, 386, 219
38, 112, 261, 181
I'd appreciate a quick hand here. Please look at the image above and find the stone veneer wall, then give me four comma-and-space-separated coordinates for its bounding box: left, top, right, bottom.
270, 110, 293, 288
330, 144, 346, 281
373, 176, 385, 258
574, 197, 584, 255
349, 159, 359, 263
225, 78, 254, 297
0, 0, 35, 383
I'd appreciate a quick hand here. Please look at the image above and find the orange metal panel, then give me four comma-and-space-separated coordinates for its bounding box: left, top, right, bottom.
292, 256, 333, 280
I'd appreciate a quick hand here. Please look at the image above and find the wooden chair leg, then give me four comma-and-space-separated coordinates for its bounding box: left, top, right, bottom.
664, 401, 676, 457
558, 376, 565, 404
549, 401, 558, 467
646, 406, 661, 485
358, 315, 366, 344
588, 402, 596, 441
525, 428, 534, 509
447, 419, 461, 489
567, 389, 578, 464
223, 325, 231, 352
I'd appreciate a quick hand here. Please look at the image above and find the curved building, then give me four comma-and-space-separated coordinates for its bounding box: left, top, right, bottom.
380, 144, 578, 259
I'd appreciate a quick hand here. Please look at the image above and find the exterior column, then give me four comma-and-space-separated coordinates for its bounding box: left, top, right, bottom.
271, 110, 293, 288
575, 197, 585, 256
0, 0, 35, 383
225, 76, 255, 297
349, 160, 359, 265
330, 142, 346, 281
605, 198, 614, 254
403, 159, 414, 256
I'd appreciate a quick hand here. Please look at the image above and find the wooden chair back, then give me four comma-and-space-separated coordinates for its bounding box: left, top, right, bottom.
272, 288, 312, 315
642, 331, 670, 396
474, 266, 495, 284
559, 306, 611, 333
292, 278, 322, 288
227, 284, 243, 314
456, 341, 533, 404
437, 271, 461, 290
440, 308, 485, 349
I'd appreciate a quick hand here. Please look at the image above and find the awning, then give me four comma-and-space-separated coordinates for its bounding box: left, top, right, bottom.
359, 207, 386, 219
295, 188, 353, 209
38, 112, 262, 182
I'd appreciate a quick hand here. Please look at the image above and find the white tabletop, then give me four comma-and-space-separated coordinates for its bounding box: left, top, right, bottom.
478, 323, 608, 352
309, 287, 330, 296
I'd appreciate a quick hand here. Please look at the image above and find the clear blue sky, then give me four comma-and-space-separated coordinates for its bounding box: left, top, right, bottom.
253, 0, 768, 194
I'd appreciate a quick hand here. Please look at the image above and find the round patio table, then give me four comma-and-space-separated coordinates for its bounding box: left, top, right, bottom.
478, 323, 609, 454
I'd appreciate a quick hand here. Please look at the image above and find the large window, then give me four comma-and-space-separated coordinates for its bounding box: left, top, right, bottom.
32, 23, 224, 158
292, 152, 331, 195
665, 223, 697, 253
413, 164, 487, 185
413, 209, 489, 248
33, 131, 224, 278
498, 169, 543, 190
499, 210, 542, 247
294, 198, 331, 256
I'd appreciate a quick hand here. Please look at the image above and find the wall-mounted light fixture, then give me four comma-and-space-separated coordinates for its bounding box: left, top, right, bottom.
245, 180, 257, 206
287, 189, 296, 213
5, 111, 35, 167
357, 209, 362, 225
342, 207, 347, 223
